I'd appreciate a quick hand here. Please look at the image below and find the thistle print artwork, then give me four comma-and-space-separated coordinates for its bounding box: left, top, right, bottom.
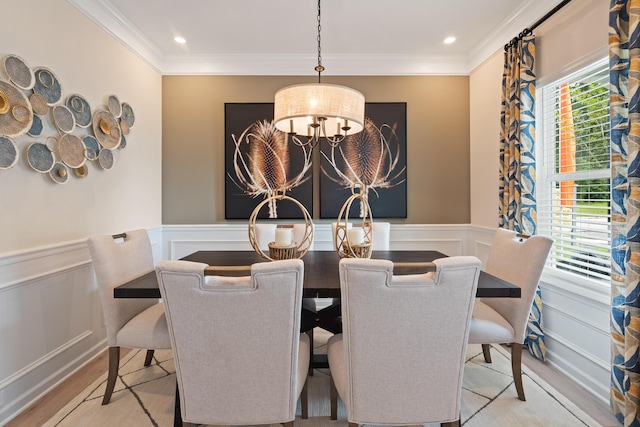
225, 103, 313, 219
320, 102, 407, 218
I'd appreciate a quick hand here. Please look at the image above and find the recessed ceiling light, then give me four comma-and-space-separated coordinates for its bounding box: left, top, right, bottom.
174, 36, 186, 44
444, 36, 456, 44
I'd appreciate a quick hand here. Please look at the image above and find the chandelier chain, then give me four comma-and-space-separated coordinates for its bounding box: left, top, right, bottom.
316, 0, 324, 82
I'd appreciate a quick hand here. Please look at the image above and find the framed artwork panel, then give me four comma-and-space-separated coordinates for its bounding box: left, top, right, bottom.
319, 102, 407, 219
224, 103, 313, 219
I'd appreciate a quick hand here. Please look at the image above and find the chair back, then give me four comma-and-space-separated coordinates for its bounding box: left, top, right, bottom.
371, 221, 391, 250
338, 256, 481, 424
155, 258, 305, 425
254, 223, 277, 250
87, 230, 156, 346
482, 228, 553, 343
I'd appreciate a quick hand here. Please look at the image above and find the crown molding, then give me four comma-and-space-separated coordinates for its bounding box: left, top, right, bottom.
160, 53, 471, 76
67, 0, 164, 73
69, 0, 566, 76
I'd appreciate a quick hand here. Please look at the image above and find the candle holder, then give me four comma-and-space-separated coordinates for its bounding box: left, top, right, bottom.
334, 186, 373, 259
248, 191, 314, 261
268, 242, 298, 260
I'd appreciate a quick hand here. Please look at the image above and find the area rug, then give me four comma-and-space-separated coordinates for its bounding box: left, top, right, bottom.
44, 331, 599, 427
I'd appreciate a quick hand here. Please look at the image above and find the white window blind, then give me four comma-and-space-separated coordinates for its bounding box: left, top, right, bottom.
537, 59, 611, 283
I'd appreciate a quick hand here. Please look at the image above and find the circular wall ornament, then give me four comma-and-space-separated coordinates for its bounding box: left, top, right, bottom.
27, 142, 54, 173
33, 67, 63, 106
98, 148, 114, 170
29, 93, 48, 115
121, 102, 135, 128
49, 162, 69, 184
0, 136, 19, 170
82, 135, 100, 160
74, 164, 89, 178
58, 134, 86, 168
66, 94, 91, 128
52, 105, 75, 134
107, 94, 122, 118
27, 114, 44, 137
0, 80, 33, 138
92, 109, 120, 149
3, 54, 35, 90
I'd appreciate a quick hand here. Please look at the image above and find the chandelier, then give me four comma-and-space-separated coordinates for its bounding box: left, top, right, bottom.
273, 0, 365, 148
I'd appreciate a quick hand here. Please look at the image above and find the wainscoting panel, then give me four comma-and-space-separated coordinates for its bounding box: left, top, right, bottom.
0, 227, 163, 426
0, 242, 104, 425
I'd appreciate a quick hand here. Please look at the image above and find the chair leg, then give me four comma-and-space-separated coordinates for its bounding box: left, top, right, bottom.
102, 346, 120, 405
330, 374, 338, 420
441, 420, 460, 427
481, 344, 492, 363
511, 342, 525, 401
144, 349, 155, 366
307, 328, 314, 376
301, 379, 309, 419
282, 422, 294, 427
348, 423, 358, 427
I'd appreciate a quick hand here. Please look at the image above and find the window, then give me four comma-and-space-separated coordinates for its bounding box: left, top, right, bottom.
537, 59, 611, 284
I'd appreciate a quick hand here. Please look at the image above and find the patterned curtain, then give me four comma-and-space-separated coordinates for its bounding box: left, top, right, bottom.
498, 34, 546, 360
610, 1, 640, 424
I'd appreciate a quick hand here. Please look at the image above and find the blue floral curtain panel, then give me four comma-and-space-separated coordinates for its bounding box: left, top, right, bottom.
498, 35, 546, 360
610, 1, 640, 424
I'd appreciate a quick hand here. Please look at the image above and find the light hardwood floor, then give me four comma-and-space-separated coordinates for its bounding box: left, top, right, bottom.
6, 344, 620, 427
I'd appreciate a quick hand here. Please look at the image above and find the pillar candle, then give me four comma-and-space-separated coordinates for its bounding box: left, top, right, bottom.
275, 227, 292, 246
347, 228, 365, 245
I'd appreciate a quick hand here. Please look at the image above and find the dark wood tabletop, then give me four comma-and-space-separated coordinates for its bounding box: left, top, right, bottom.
114, 250, 521, 299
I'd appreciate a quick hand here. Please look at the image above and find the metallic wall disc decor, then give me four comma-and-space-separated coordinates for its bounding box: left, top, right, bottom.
49, 162, 69, 184
121, 102, 135, 128
3, 54, 35, 90
119, 134, 127, 149
98, 147, 114, 170
28, 114, 43, 137
107, 94, 121, 118
52, 105, 75, 133
66, 94, 91, 128
27, 142, 54, 173
33, 67, 62, 106
0, 136, 18, 170
92, 109, 120, 149
82, 135, 100, 160
58, 134, 86, 168
0, 80, 33, 138
29, 93, 48, 115
74, 164, 88, 178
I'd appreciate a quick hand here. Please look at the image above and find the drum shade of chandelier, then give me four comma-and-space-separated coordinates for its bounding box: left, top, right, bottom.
273, 0, 365, 148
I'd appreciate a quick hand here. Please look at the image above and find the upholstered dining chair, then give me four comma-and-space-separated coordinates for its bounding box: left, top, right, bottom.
468, 228, 553, 401
86, 229, 171, 405
155, 258, 309, 426
327, 256, 481, 426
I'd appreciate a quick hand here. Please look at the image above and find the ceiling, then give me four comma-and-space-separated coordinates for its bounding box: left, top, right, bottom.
69, 0, 566, 75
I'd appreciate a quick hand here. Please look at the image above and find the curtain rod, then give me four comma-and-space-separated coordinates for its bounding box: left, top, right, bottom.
504, 0, 573, 51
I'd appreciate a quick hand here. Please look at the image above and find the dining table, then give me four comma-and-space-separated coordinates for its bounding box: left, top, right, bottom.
115, 249, 520, 358
113, 249, 520, 427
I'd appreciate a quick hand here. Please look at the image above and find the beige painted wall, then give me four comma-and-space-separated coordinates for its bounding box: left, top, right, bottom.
0, 0, 163, 254
468, 0, 608, 230
162, 75, 470, 224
